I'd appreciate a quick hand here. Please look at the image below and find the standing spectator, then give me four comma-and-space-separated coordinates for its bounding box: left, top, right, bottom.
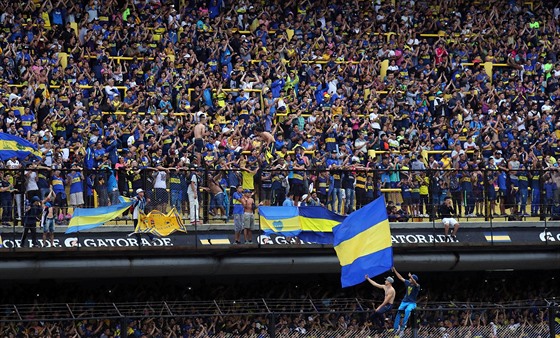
316, 171, 329, 206
530, 162, 542, 217
151, 167, 170, 213
24, 162, 40, 201
20, 196, 42, 248
354, 171, 367, 210
365, 274, 395, 332
131, 188, 153, 244
94, 171, 109, 207
241, 189, 255, 244
7, 156, 23, 221
342, 168, 355, 215
418, 172, 430, 218
187, 166, 201, 225
0, 172, 14, 226
67, 164, 85, 210
169, 167, 185, 215
51, 169, 68, 223
206, 173, 226, 220
391, 267, 420, 337
232, 186, 244, 245
330, 168, 343, 214
517, 163, 530, 216
41, 191, 55, 247
105, 165, 120, 206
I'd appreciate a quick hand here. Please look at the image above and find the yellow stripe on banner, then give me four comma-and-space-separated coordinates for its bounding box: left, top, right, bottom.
299, 216, 340, 232
0, 140, 42, 157
69, 209, 128, 227
484, 235, 511, 241
334, 220, 392, 267
260, 216, 301, 233
200, 239, 230, 245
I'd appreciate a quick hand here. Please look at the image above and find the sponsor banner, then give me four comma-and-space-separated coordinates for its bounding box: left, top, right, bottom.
0, 227, 558, 249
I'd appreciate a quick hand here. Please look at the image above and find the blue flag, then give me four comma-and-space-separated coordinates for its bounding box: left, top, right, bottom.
333, 196, 393, 287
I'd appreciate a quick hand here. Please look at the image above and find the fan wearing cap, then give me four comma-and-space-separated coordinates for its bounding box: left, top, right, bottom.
391, 266, 420, 337
130, 188, 153, 243
365, 274, 395, 331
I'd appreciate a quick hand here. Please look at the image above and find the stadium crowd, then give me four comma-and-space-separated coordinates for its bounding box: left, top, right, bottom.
0, 0, 560, 226
0, 272, 558, 337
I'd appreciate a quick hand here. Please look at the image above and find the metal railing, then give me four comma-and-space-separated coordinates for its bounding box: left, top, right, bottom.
1, 166, 559, 249
0, 300, 557, 338
2, 166, 559, 222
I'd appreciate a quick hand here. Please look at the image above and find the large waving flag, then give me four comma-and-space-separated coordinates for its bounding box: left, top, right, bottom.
333, 196, 393, 288
259, 206, 346, 243
134, 209, 186, 237
0, 132, 42, 161
66, 197, 133, 233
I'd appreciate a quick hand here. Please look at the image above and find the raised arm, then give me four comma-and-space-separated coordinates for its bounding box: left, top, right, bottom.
365, 275, 384, 289
391, 266, 406, 282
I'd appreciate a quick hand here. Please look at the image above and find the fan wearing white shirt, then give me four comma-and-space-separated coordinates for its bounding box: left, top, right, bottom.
153, 169, 169, 212
463, 136, 478, 151
25, 163, 41, 202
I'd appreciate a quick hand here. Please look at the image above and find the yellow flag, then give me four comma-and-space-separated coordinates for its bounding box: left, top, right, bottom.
134, 211, 152, 233
136, 209, 186, 237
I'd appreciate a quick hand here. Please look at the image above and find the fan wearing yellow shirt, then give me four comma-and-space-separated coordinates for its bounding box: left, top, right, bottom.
440, 153, 452, 169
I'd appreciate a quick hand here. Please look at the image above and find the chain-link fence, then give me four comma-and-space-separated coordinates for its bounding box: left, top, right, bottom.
2, 166, 560, 224
1, 166, 560, 249
0, 300, 557, 338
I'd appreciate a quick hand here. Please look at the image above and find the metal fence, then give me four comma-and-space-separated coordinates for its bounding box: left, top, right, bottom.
0, 300, 557, 338
2, 166, 560, 223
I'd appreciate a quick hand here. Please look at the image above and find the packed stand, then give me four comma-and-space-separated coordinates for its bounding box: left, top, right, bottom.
0, 0, 559, 225
0, 271, 558, 337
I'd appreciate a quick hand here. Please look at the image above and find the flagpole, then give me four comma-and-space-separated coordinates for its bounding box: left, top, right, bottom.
12, 213, 16, 252
194, 204, 198, 250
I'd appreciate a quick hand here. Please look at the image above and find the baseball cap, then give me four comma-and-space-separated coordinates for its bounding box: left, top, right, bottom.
32, 196, 41, 202
411, 274, 419, 282
385, 276, 394, 284
136, 188, 144, 194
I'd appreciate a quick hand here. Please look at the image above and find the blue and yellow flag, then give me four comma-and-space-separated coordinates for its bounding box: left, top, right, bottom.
259, 206, 346, 243
259, 206, 301, 237
66, 197, 133, 233
333, 196, 393, 287
298, 207, 346, 244
0, 132, 42, 161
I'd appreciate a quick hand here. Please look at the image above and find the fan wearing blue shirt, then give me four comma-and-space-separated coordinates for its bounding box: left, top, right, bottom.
392, 266, 420, 337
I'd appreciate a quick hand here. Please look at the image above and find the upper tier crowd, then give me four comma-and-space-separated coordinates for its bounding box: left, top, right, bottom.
2, 0, 560, 219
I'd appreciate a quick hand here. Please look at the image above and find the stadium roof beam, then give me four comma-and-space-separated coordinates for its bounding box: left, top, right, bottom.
0, 250, 558, 280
